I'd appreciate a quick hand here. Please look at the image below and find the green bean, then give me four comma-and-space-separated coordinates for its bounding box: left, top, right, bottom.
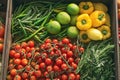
13, 4, 25, 17
15, 14, 27, 19
12, 31, 21, 37
18, 19, 27, 37
33, 16, 48, 26
21, 21, 32, 24
21, 9, 32, 20
34, 35, 43, 43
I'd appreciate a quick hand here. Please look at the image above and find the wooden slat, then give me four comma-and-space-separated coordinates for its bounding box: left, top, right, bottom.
0, 0, 12, 79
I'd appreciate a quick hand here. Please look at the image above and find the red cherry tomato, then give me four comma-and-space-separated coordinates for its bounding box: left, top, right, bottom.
28, 40, 35, 48
9, 50, 16, 58
56, 59, 63, 66
14, 59, 21, 65
21, 58, 28, 66
53, 65, 60, 72
0, 38, 4, 43
30, 75, 36, 80
67, 51, 73, 58
14, 52, 21, 59
62, 38, 70, 44
52, 39, 58, 44
7, 75, 13, 80
61, 63, 68, 70
45, 58, 52, 65
39, 62, 46, 69
34, 70, 42, 77
25, 65, 31, 71
8, 64, 14, 70
0, 43, 3, 53
34, 64, 40, 70
61, 74, 68, 80
0, 24, 5, 38
26, 52, 32, 58
79, 47, 84, 53
46, 65, 53, 72
21, 42, 28, 48
10, 69, 17, 76
45, 38, 52, 43
14, 44, 21, 50
71, 62, 77, 70
69, 73, 76, 80
14, 75, 21, 80
17, 65, 23, 70
44, 71, 49, 78
76, 74, 80, 80
68, 57, 74, 63
21, 72, 28, 79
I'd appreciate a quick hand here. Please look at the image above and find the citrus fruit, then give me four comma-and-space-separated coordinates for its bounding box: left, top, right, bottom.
67, 3, 79, 15
56, 12, 71, 25
87, 28, 103, 40
70, 15, 77, 26
46, 21, 61, 34
67, 26, 79, 38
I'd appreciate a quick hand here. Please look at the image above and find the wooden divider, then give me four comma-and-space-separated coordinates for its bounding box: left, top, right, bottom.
1, 0, 12, 80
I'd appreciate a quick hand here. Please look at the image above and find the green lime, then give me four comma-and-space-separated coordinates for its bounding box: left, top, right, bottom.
67, 3, 80, 15
70, 15, 78, 26
56, 12, 71, 25
67, 26, 79, 38
46, 21, 61, 34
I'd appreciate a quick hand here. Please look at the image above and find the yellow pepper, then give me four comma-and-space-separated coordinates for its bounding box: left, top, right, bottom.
93, 3, 108, 13
90, 11, 106, 27
79, 2, 94, 14
97, 25, 111, 40
105, 13, 111, 26
79, 31, 91, 43
76, 14, 92, 30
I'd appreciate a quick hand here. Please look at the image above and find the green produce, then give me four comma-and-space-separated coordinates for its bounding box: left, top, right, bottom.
56, 12, 71, 24
12, 1, 67, 43
46, 20, 61, 34
67, 3, 79, 15
70, 15, 78, 26
67, 26, 79, 38
76, 39, 115, 80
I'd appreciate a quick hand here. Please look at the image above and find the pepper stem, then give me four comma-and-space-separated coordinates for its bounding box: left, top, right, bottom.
81, 19, 86, 25
82, 33, 88, 40
83, 5, 89, 10
98, 14, 104, 21
102, 30, 107, 35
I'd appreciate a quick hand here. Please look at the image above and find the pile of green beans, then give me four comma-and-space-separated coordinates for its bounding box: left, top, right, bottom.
12, 1, 67, 43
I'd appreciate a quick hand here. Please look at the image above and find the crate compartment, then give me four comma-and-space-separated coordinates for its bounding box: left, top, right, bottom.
0, 0, 7, 77
1, 0, 120, 80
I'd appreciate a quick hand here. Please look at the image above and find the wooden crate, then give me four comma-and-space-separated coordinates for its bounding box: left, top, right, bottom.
1, 0, 120, 80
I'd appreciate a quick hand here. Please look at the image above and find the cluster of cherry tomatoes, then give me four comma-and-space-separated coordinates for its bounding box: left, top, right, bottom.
7, 38, 84, 80
0, 21, 5, 53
